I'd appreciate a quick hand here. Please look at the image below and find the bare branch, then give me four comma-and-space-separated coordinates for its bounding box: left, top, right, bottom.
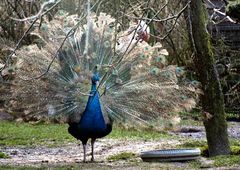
21, 0, 102, 80
10, 0, 61, 22
0, 0, 62, 75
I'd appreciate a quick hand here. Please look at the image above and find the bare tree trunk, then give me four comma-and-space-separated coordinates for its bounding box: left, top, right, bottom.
187, 0, 230, 156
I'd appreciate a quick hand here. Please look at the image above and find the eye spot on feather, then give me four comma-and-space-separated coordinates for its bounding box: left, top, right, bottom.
95, 34, 100, 41
95, 64, 101, 71
139, 53, 146, 59
180, 95, 188, 101
175, 67, 185, 77
150, 67, 160, 75
104, 41, 110, 48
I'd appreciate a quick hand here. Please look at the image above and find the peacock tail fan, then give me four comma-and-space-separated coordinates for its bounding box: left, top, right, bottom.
11, 12, 200, 128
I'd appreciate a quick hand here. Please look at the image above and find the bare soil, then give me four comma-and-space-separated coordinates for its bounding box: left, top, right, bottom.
0, 139, 180, 165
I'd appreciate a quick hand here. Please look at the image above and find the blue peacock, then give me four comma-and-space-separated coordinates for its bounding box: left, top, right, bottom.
12, 12, 199, 162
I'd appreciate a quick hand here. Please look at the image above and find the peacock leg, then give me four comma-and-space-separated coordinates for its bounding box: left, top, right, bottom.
91, 138, 96, 162
83, 144, 87, 162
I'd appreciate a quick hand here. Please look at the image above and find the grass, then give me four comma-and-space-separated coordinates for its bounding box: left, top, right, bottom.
226, 112, 240, 122
178, 139, 240, 156
108, 125, 176, 140
177, 140, 207, 148
107, 152, 136, 161
0, 164, 113, 170
178, 139, 240, 168
1, 120, 239, 169
0, 152, 10, 159
0, 121, 74, 147
0, 121, 175, 147
213, 155, 240, 167
230, 138, 240, 146
178, 110, 203, 126
0, 163, 193, 170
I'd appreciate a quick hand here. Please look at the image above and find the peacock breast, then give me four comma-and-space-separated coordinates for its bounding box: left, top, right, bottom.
79, 91, 107, 135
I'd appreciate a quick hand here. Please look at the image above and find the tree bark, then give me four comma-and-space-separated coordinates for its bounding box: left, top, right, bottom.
187, 0, 230, 156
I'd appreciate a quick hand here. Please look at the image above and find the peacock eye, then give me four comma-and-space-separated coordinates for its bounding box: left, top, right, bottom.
95, 65, 100, 70
104, 41, 110, 48
156, 57, 162, 62
150, 67, 160, 75
139, 53, 146, 59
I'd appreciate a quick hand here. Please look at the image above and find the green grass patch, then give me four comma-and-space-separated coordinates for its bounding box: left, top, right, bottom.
0, 165, 36, 170
0, 121, 74, 147
107, 152, 136, 161
226, 112, 240, 121
0, 152, 10, 159
230, 138, 240, 146
109, 125, 176, 140
178, 110, 202, 126
212, 155, 240, 167
178, 140, 207, 148
179, 109, 201, 120
230, 146, 240, 155
200, 146, 240, 157
0, 121, 175, 147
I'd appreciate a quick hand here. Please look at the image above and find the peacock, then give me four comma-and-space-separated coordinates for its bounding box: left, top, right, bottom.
5, 11, 200, 162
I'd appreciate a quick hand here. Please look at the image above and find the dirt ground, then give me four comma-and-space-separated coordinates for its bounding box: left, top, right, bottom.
0, 122, 240, 169
0, 139, 182, 166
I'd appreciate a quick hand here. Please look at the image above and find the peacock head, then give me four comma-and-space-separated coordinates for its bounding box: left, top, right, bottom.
91, 73, 100, 84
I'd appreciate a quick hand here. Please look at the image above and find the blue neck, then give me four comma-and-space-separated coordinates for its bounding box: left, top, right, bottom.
91, 83, 97, 92
79, 73, 107, 132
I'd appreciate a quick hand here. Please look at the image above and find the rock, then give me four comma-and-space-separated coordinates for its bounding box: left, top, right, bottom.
15, 117, 24, 123
0, 110, 14, 121
10, 150, 18, 155
42, 160, 49, 163
198, 157, 214, 168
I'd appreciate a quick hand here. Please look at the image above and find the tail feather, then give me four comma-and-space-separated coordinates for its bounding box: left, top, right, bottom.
8, 12, 200, 127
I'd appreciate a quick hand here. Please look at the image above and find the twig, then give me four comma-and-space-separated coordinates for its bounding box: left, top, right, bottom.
122, 0, 181, 24
0, 0, 62, 75
6, 0, 22, 19
21, 0, 101, 80
148, 0, 191, 40
227, 81, 240, 93
0, 18, 38, 73
97, 0, 152, 92
10, 0, 61, 22
146, 0, 169, 25
187, 0, 197, 55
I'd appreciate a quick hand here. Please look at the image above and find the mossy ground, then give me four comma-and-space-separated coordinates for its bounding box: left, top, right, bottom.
107, 152, 136, 161
0, 152, 10, 159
